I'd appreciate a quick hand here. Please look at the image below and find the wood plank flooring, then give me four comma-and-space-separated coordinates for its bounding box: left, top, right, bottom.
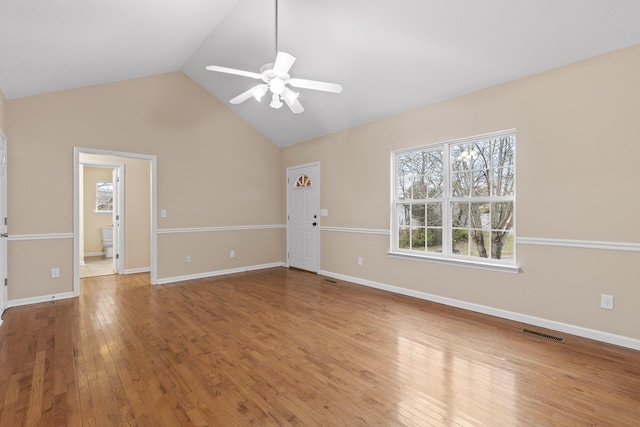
1, 267, 639, 426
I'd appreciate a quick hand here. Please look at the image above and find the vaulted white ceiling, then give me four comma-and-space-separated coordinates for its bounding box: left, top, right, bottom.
1, 0, 640, 146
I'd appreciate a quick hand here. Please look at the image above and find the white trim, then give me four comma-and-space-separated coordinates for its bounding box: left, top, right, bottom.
8, 233, 74, 241
156, 262, 285, 285
8, 291, 75, 308
158, 224, 285, 234
320, 226, 390, 235
388, 251, 520, 274
84, 252, 105, 257
318, 270, 640, 351
124, 267, 151, 275
517, 237, 640, 252
315, 227, 640, 253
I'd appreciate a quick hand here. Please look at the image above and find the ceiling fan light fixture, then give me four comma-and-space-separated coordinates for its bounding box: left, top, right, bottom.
269, 77, 285, 95
270, 93, 283, 109
252, 85, 268, 101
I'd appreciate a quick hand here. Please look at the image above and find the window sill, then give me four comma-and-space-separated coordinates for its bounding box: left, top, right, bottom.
387, 251, 520, 274
94, 211, 113, 215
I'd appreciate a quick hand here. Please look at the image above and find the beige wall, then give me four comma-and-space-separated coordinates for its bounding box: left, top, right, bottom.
82, 166, 113, 254
282, 45, 640, 341
6, 72, 282, 300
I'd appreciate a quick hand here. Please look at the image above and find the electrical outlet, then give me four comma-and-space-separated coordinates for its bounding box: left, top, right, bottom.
51, 267, 60, 278
186, 255, 191, 263
600, 294, 614, 310
357, 257, 363, 265
230, 250, 235, 258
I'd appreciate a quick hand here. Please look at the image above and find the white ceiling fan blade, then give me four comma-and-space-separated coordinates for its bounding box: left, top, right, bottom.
229, 84, 267, 104
288, 78, 343, 93
206, 65, 262, 80
273, 52, 296, 75
282, 87, 304, 114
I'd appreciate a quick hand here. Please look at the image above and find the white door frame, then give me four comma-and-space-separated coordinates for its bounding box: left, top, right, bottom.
286, 161, 320, 272
80, 160, 124, 274
73, 147, 158, 296
0, 128, 7, 322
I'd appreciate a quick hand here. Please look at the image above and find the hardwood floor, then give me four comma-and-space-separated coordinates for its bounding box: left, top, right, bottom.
1, 268, 639, 426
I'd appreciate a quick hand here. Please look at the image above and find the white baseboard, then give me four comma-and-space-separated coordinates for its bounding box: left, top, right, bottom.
156, 262, 286, 285
319, 270, 640, 352
8, 291, 76, 308
124, 267, 151, 275
84, 252, 105, 257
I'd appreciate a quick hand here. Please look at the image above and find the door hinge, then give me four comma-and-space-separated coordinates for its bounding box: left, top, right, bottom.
287, 214, 290, 221
3, 217, 6, 226
4, 278, 7, 287
116, 215, 120, 220
116, 254, 120, 259
287, 252, 289, 259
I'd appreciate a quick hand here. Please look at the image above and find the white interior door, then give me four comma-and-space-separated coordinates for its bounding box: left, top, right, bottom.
287, 163, 319, 272
112, 167, 121, 274
0, 130, 7, 317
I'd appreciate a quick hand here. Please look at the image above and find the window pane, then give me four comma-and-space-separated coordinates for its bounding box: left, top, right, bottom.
451, 202, 469, 228
451, 143, 472, 168
426, 203, 442, 227
491, 202, 514, 230
469, 202, 489, 229
472, 170, 490, 197
411, 228, 425, 251
493, 167, 515, 196
410, 204, 425, 226
426, 228, 442, 252
492, 136, 515, 168
398, 228, 410, 249
493, 231, 515, 259
472, 140, 491, 170
398, 177, 412, 200
452, 229, 468, 255
451, 172, 469, 197
397, 205, 410, 226
412, 176, 427, 199
470, 230, 491, 258
426, 150, 444, 198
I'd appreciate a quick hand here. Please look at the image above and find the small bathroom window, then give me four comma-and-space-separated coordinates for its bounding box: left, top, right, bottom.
96, 181, 113, 213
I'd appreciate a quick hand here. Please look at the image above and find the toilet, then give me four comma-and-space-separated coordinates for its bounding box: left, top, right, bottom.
100, 226, 114, 258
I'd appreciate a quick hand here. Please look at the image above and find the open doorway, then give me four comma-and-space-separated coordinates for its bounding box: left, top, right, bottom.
79, 162, 123, 278
74, 148, 157, 296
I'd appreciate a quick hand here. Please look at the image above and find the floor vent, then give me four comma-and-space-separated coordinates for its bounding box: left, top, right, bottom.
521, 328, 565, 343
324, 279, 337, 283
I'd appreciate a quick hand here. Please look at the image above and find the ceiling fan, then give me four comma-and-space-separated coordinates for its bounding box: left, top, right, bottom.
205, 0, 342, 114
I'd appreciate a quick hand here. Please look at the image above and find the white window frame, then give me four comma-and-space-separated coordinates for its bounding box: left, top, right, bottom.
95, 181, 114, 214
389, 129, 519, 274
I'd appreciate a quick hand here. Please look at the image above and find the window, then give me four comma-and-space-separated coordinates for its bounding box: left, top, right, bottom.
96, 181, 113, 213
391, 130, 516, 269
294, 174, 312, 188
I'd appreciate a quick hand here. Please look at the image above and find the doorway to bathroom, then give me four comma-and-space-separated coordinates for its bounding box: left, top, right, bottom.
79, 161, 123, 278
73, 147, 157, 296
